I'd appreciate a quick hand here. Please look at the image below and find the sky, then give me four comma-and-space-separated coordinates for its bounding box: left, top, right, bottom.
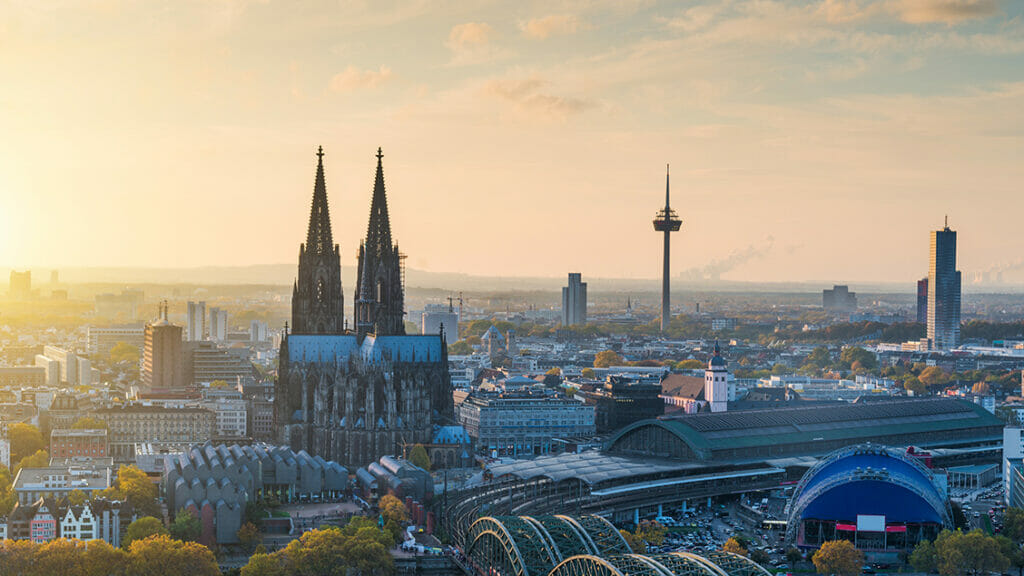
1, 0, 1023, 284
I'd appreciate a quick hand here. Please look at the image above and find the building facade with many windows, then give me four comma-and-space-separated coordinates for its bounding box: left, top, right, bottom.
94, 404, 215, 461
459, 390, 595, 456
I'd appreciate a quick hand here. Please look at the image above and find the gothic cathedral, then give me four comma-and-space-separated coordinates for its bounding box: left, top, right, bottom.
276, 147, 453, 469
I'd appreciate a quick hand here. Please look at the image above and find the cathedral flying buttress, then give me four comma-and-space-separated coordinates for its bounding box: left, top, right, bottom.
275, 147, 453, 470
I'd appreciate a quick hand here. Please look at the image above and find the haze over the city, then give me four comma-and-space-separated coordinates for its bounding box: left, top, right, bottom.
2, 0, 1023, 284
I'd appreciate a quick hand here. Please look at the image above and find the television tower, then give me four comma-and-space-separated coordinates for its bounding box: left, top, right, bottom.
652, 164, 682, 332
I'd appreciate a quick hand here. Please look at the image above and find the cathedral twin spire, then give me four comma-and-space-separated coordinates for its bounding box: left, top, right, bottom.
290, 146, 405, 338
306, 146, 334, 255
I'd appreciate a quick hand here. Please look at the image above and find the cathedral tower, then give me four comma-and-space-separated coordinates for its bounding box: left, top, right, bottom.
291, 146, 345, 334
354, 148, 405, 336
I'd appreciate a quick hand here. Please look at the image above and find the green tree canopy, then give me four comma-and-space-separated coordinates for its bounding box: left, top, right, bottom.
407, 444, 430, 471
804, 347, 832, 369
812, 540, 863, 576
237, 522, 262, 552
1004, 507, 1024, 542
127, 534, 219, 576
71, 417, 108, 430
109, 341, 140, 364
675, 359, 704, 370
593, 350, 623, 368
840, 347, 878, 371
910, 539, 938, 573
15, 449, 50, 475
169, 508, 201, 543
581, 368, 597, 379
934, 529, 1010, 576
920, 366, 952, 389
8, 423, 44, 466
446, 340, 472, 355
122, 517, 169, 549
723, 537, 748, 556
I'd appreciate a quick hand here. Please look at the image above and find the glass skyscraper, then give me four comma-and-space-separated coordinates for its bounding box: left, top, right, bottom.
927, 221, 961, 350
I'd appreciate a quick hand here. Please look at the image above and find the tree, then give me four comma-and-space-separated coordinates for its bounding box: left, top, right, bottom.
116, 465, 160, 517
240, 553, 286, 576
840, 347, 878, 371
109, 341, 140, 364
676, 359, 704, 370
169, 508, 201, 543
593, 350, 623, 368
934, 529, 1010, 576
67, 489, 88, 506
127, 534, 219, 576
72, 417, 108, 430
904, 376, 926, 396
620, 529, 644, 553
237, 522, 261, 552
972, 381, 991, 395
723, 537, 748, 556
786, 547, 803, 566
635, 521, 666, 546
0, 540, 41, 576
812, 540, 864, 576
379, 494, 409, 526
15, 450, 49, 474
772, 363, 793, 376
920, 366, 952, 389
447, 340, 472, 355
408, 444, 431, 471
804, 347, 832, 369
122, 517, 169, 549
581, 368, 597, 379
1005, 508, 1024, 542
910, 539, 938, 573
81, 539, 128, 576
8, 423, 44, 466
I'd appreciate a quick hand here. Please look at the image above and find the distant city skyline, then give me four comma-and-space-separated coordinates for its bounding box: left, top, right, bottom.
2, 1, 1023, 283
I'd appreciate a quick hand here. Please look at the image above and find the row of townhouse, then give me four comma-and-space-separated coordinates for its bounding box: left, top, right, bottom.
0, 497, 135, 546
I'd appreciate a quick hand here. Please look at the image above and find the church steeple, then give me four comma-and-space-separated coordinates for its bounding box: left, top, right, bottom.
364, 147, 393, 259
291, 146, 345, 335
355, 147, 405, 337
306, 146, 334, 255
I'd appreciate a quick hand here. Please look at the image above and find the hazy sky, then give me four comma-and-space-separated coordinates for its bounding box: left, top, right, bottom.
2, 0, 1023, 283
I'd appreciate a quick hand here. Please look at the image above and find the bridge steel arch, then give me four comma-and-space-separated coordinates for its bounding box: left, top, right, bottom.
465, 515, 771, 576
569, 515, 631, 555
701, 551, 774, 576
549, 555, 626, 576
653, 552, 730, 576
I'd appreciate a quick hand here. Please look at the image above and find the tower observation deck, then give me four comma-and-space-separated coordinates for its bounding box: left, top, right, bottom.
653, 165, 682, 332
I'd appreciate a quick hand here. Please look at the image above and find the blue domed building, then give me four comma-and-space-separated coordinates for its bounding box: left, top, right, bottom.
786, 444, 952, 552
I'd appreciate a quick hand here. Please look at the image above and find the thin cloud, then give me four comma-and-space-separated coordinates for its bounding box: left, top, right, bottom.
896, 0, 1002, 24
484, 75, 594, 119
446, 22, 503, 65
520, 14, 585, 39
329, 65, 393, 92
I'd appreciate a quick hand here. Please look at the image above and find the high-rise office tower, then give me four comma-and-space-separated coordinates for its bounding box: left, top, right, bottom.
8, 271, 31, 300
143, 302, 185, 389
652, 165, 681, 332
561, 273, 587, 326
186, 301, 206, 341
927, 219, 961, 350
916, 277, 928, 324
209, 307, 228, 341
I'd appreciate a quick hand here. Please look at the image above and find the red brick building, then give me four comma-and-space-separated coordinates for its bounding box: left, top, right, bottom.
50, 428, 108, 459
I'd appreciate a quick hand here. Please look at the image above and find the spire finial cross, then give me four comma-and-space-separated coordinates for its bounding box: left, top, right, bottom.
317, 146, 324, 161
376, 147, 383, 161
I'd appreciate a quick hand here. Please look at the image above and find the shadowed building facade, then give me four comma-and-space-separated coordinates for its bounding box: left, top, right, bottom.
276, 148, 453, 469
